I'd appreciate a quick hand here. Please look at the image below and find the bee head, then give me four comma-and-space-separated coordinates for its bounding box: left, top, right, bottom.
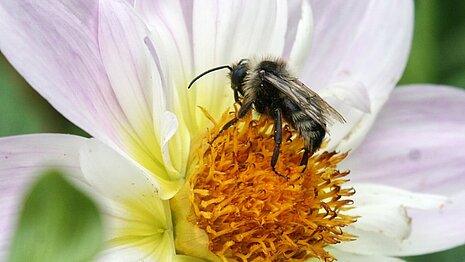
230, 59, 249, 96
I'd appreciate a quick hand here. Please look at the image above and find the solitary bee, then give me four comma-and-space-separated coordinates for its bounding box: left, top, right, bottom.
188, 57, 345, 177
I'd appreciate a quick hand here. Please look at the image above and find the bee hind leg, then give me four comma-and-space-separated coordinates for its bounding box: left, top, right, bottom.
299, 148, 311, 172
271, 108, 288, 179
300, 127, 325, 172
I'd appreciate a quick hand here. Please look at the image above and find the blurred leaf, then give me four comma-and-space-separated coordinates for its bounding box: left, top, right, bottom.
438, 1, 465, 90
0, 53, 89, 136
440, 25, 465, 76
405, 244, 465, 262
400, 0, 440, 85
8, 170, 103, 262
0, 54, 43, 135
446, 65, 465, 88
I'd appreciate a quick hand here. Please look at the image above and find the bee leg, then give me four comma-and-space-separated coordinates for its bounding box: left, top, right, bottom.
300, 126, 324, 172
300, 148, 310, 172
271, 108, 288, 179
233, 89, 242, 106
210, 100, 254, 143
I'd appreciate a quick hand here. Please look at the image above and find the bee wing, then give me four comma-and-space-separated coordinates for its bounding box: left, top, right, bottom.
261, 72, 346, 128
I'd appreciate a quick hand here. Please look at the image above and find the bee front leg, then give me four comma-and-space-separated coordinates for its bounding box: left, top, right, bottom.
271, 108, 288, 179
233, 89, 242, 106
210, 100, 254, 143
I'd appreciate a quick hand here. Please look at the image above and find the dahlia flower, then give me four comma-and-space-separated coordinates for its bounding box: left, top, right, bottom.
1, 0, 464, 261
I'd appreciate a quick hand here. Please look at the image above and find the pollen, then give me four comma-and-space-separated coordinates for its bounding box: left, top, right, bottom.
189, 107, 357, 261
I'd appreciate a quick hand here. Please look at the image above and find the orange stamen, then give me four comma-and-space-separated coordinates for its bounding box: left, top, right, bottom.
189, 107, 356, 261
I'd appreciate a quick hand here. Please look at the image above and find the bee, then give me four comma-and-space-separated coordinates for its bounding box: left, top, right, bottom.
188, 57, 345, 177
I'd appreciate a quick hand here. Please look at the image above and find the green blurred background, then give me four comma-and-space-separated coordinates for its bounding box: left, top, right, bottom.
1, 1, 465, 261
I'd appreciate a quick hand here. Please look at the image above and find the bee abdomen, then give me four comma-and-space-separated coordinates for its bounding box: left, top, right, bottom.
290, 111, 326, 153
291, 111, 318, 128
294, 118, 321, 132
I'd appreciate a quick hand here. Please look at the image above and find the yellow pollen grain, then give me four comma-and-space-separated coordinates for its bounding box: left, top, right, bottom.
189, 107, 357, 262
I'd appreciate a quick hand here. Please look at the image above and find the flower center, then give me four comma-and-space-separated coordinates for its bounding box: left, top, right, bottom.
188, 106, 356, 261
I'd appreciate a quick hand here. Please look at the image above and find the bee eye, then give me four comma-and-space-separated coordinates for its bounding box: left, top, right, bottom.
231, 63, 248, 87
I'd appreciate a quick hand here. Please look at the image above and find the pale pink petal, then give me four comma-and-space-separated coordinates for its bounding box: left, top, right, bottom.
0, 134, 86, 260
98, 0, 156, 147
303, 0, 414, 151
342, 85, 465, 255
0, 0, 187, 186
344, 85, 465, 196
0, 1, 125, 145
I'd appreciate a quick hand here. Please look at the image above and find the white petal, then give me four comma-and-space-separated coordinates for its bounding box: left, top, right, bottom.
319, 80, 372, 152
99, 0, 190, 180
302, 0, 414, 151
321, 81, 371, 114
134, 0, 193, 87
0, 134, 86, 260
135, 0, 197, 139
305, 0, 413, 99
79, 139, 177, 258
351, 206, 411, 241
173, 254, 207, 262
160, 111, 180, 175
98, 243, 149, 262
288, 0, 313, 73
392, 192, 465, 256
143, 37, 190, 176
191, 0, 288, 128
95, 191, 175, 261
328, 248, 404, 262
79, 139, 183, 200
98, 231, 174, 262
351, 183, 447, 210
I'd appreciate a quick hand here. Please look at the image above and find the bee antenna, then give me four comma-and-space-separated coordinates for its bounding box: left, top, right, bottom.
187, 65, 233, 89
